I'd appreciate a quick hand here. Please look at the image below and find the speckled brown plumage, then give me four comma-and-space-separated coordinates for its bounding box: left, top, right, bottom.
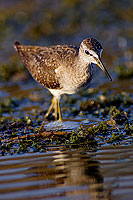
14, 38, 112, 121
14, 41, 79, 90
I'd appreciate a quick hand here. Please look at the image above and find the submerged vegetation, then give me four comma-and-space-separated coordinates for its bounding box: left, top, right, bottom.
0, 86, 132, 155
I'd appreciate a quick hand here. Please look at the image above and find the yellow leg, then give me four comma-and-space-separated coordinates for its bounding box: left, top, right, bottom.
57, 99, 62, 122
45, 96, 55, 119
45, 96, 62, 121
54, 97, 58, 121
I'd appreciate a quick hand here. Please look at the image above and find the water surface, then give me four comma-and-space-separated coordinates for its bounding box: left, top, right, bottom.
0, 145, 133, 200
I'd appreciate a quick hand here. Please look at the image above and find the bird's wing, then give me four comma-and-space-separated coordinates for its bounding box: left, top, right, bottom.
14, 42, 78, 89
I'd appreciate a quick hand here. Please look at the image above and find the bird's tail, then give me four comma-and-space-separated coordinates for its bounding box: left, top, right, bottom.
14, 41, 30, 65
14, 41, 22, 52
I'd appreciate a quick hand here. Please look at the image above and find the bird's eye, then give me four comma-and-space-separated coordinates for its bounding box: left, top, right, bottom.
85, 50, 90, 55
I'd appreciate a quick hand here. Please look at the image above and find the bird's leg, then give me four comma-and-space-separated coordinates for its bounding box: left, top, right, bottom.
45, 96, 62, 121
45, 96, 55, 119
54, 97, 58, 121
57, 99, 62, 122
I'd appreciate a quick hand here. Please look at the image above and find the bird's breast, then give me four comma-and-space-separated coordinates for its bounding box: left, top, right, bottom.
55, 64, 93, 94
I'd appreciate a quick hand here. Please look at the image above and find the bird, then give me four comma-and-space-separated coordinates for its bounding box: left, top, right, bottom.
14, 38, 112, 122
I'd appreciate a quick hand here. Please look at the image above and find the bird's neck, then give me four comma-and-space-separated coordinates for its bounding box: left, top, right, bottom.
76, 53, 93, 72
72, 54, 93, 82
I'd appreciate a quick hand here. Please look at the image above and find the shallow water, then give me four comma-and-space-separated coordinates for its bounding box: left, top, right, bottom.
0, 65, 133, 200
0, 144, 133, 200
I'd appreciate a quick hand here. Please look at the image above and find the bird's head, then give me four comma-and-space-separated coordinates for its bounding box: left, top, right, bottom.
80, 38, 112, 81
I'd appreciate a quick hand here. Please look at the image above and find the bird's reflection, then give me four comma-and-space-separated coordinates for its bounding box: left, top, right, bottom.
26, 150, 110, 199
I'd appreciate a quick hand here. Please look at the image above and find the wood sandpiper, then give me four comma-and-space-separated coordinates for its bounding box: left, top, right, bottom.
14, 38, 112, 122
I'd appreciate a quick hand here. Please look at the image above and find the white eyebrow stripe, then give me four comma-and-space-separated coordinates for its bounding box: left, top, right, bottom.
88, 50, 99, 59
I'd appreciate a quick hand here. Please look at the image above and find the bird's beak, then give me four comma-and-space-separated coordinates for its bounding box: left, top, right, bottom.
96, 57, 112, 81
